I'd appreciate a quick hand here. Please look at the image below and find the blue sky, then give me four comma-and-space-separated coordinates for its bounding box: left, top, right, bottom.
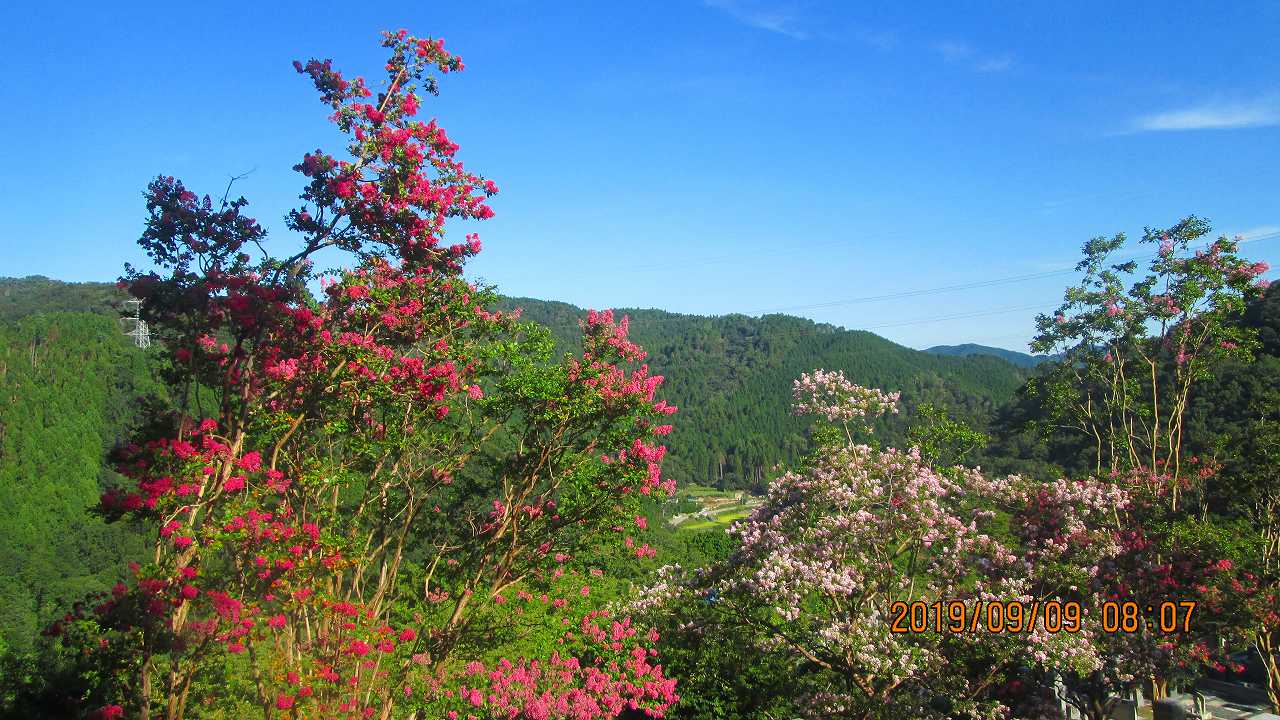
1, 1, 1277, 351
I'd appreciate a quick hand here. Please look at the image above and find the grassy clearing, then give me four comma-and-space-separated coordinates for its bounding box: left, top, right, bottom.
681, 508, 753, 532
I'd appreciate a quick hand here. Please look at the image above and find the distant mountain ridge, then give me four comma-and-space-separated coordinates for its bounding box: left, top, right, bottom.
924, 343, 1052, 369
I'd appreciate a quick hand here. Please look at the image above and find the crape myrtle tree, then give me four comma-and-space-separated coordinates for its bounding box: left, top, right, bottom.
1028, 216, 1267, 501
1025, 217, 1270, 700
45, 31, 680, 720
630, 370, 1100, 720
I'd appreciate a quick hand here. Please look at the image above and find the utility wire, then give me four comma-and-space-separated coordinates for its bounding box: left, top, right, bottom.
753, 269, 1076, 315
506, 230, 1279, 352
746, 230, 1280, 317
863, 302, 1054, 330
621, 231, 909, 274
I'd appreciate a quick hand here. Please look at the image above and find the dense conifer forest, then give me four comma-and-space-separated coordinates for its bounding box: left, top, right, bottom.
497, 296, 1032, 490
0, 278, 159, 649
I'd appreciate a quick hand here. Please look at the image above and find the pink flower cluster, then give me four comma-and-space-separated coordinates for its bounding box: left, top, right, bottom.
791, 369, 899, 425
427, 613, 676, 719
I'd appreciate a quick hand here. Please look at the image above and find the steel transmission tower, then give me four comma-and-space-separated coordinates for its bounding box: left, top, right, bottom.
121, 299, 151, 349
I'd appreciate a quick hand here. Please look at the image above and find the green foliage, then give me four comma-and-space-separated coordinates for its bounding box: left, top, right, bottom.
650, 603, 800, 720
1182, 282, 1280, 638
906, 401, 990, 470
0, 618, 121, 719
0, 305, 162, 649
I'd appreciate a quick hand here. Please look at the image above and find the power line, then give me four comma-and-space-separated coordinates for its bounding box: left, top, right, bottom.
863, 302, 1053, 330
751, 269, 1075, 315
746, 230, 1280, 317
621, 231, 909, 274
532, 230, 1280, 329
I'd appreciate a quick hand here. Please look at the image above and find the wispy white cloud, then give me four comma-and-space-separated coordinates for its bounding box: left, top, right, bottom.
975, 55, 1014, 73
703, 0, 807, 40
935, 41, 972, 62
856, 29, 898, 52
934, 40, 1014, 73
701, 7, 1016, 73
1131, 99, 1280, 132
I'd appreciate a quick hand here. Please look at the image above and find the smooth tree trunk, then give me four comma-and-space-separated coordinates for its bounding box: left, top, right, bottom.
1258, 630, 1280, 714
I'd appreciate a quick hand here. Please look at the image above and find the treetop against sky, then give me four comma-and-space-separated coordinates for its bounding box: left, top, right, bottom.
0, 0, 1276, 351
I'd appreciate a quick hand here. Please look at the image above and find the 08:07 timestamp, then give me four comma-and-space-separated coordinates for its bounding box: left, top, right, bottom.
888, 600, 1197, 634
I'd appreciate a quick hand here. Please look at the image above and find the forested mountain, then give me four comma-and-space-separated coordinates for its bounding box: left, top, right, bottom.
0, 276, 129, 322
924, 343, 1051, 368
496, 297, 1030, 491
0, 294, 160, 649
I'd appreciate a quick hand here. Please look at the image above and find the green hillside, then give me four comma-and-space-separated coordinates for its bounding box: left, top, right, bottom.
0, 276, 129, 322
497, 297, 1029, 491
0, 301, 160, 648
